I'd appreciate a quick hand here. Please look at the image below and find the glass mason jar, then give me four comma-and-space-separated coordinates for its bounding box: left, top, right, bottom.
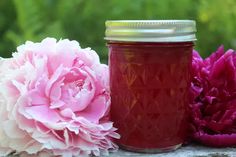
105, 20, 196, 153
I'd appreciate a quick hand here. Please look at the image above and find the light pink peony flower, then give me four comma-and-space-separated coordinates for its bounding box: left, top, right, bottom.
0, 38, 119, 156
190, 46, 236, 147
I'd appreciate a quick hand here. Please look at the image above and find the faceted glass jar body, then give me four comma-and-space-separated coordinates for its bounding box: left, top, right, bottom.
108, 42, 193, 152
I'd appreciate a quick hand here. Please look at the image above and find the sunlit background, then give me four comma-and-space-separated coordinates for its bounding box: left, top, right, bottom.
0, 0, 236, 63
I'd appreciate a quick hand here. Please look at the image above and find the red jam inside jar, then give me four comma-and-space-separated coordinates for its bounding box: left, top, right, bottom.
105, 20, 196, 152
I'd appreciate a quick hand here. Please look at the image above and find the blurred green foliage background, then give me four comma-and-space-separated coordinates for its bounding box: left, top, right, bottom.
0, 0, 236, 63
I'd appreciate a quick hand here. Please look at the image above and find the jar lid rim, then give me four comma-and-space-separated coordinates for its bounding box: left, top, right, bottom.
105, 20, 197, 42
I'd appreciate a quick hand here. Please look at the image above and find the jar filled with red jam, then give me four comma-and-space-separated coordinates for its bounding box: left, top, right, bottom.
105, 20, 196, 153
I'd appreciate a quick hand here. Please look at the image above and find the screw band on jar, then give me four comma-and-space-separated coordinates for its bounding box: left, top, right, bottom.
105, 20, 196, 42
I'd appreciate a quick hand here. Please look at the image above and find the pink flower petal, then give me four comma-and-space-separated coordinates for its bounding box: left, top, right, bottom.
2, 120, 26, 138
25, 105, 61, 123
45, 65, 66, 97
78, 96, 108, 123
28, 90, 49, 105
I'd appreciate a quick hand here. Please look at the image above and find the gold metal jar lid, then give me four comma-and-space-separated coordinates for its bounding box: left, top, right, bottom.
105, 20, 197, 42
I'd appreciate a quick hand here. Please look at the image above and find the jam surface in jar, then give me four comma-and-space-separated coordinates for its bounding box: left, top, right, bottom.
109, 42, 193, 151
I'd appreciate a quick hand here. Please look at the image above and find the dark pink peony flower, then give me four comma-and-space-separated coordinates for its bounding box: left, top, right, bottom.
190, 46, 236, 147
0, 38, 120, 156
